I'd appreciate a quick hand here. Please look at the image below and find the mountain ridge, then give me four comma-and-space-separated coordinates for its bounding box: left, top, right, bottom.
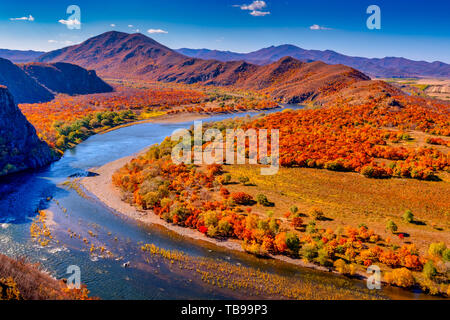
37, 31, 380, 104
176, 45, 450, 78
0, 49, 45, 63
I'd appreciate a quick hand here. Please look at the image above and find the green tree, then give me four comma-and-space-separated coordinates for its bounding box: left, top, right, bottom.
423, 261, 437, 279
402, 210, 414, 223
386, 220, 398, 233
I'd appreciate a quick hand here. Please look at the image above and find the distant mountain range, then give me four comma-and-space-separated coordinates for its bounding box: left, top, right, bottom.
37, 31, 391, 104
176, 45, 450, 78
0, 49, 45, 63
0, 58, 113, 104
4, 38, 448, 79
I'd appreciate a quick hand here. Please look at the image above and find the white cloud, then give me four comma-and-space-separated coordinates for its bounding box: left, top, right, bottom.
147, 29, 168, 34
309, 24, 332, 30
58, 19, 81, 27
10, 14, 34, 21
47, 40, 75, 45
238, 0, 266, 10
128, 24, 134, 28
234, 1, 270, 16
250, 10, 270, 16
110, 24, 116, 27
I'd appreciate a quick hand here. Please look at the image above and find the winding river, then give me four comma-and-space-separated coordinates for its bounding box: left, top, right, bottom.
0, 106, 430, 299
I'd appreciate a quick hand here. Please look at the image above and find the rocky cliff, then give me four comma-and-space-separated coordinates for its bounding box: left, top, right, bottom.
0, 86, 57, 176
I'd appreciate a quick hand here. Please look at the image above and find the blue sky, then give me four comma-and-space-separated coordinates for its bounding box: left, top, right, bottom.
0, 0, 449, 63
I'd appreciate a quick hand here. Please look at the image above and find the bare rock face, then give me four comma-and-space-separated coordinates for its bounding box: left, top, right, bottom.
0, 86, 57, 176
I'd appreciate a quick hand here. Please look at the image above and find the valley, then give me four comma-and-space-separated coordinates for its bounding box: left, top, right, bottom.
0, 29, 448, 301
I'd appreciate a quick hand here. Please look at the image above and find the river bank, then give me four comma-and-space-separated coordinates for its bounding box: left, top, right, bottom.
79, 150, 353, 276
81, 148, 445, 300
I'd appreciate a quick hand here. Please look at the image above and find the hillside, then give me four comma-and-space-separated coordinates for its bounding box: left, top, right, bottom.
21, 62, 113, 95
176, 45, 450, 78
0, 58, 113, 104
37, 31, 378, 104
0, 253, 93, 299
0, 86, 57, 176
0, 49, 45, 63
0, 58, 54, 104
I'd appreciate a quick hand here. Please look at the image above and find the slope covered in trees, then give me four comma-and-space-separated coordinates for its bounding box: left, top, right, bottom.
0, 253, 94, 300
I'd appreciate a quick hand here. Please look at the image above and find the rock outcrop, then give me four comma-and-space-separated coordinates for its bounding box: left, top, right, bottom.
0, 86, 57, 176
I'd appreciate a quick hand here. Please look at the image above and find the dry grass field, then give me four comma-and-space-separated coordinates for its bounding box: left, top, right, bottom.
225, 164, 450, 255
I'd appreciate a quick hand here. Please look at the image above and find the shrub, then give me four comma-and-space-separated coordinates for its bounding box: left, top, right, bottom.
243, 241, 268, 257
274, 232, 288, 253
301, 244, 318, 262
310, 207, 324, 221
333, 259, 350, 274
218, 219, 232, 236
238, 175, 250, 185
428, 242, 447, 258
222, 174, 232, 185
423, 261, 437, 279
207, 225, 219, 238
256, 194, 272, 206
386, 220, 398, 233
285, 232, 300, 253
141, 191, 160, 209
231, 192, 253, 205
443, 249, 450, 262
316, 249, 332, 267
289, 205, 298, 214
291, 215, 303, 229
384, 268, 415, 288
203, 210, 219, 227
306, 221, 317, 234
402, 210, 414, 223
268, 218, 280, 235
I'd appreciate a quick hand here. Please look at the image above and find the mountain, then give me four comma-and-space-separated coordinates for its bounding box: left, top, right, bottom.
37, 31, 185, 78
0, 58, 113, 104
176, 48, 247, 63
0, 49, 45, 63
21, 62, 113, 95
176, 45, 450, 78
37, 31, 376, 104
0, 86, 57, 176
0, 58, 54, 104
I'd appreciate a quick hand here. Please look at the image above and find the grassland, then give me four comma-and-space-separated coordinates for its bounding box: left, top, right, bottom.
225, 164, 449, 255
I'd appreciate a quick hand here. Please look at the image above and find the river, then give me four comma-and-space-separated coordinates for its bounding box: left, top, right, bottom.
0, 106, 430, 299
